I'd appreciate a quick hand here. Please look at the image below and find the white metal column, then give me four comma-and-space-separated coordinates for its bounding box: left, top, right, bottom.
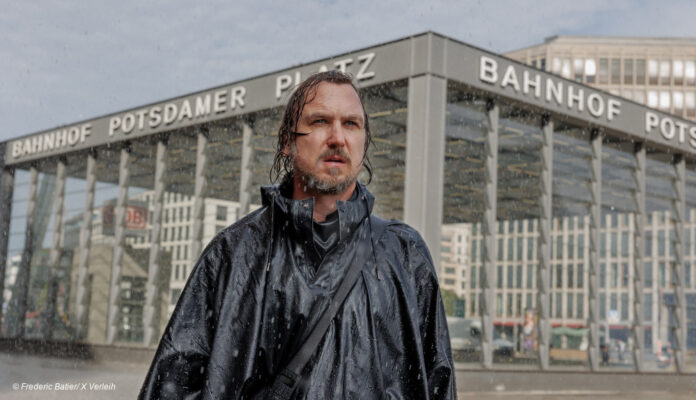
632, 142, 646, 372
239, 123, 254, 217
144, 139, 168, 346
14, 166, 38, 337
0, 165, 14, 326
403, 73, 447, 270
106, 146, 130, 344
589, 130, 602, 371
74, 151, 96, 340
43, 157, 66, 339
537, 116, 553, 370
672, 155, 687, 372
190, 130, 209, 263
480, 100, 499, 369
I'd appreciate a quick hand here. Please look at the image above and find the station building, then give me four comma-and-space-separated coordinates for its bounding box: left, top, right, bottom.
1, 32, 696, 371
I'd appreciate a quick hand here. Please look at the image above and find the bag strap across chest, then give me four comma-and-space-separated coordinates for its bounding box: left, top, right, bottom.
267, 215, 390, 400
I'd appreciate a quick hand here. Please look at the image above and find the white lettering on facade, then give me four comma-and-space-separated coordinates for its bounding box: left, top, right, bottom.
587, 93, 604, 117
195, 95, 211, 116
608, 99, 621, 121
661, 117, 675, 140
334, 58, 353, 73
149, 107, 162, 128
356, 53, 376, 80
10, 123, 92, 159
645, 111, 696, 149
276, 75, 293, 99
567, 86, 584, 112
480, 56, 498, 84
214, 90, 226, 113
179, 100, 193, 121
546, 79, 563, 106
500, 65, 520, 92
122, 113, 135, 134
523, 71, 540, 98
164, 103, 177, 124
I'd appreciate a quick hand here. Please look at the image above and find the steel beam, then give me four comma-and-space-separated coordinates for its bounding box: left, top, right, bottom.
480, 99, 498, 369
239, 123, 253, 217
14, 166, 38, 337
43, 157, 66, 339
403, 73, 447, 269
144, 139, 167, 346
0, 166, 13, 328
190, 129, 209, 263
106, 146, 130, 344
74, 151, 96, 340
672, 155, 687, 372
588, 129, 602, 371
632, 142, 646, 372
537, 116, 552, 370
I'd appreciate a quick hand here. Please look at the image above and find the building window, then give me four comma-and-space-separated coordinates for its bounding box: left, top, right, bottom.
631, 59, 645, 85
507, 266, 514, 288
555, 293, 562, 318
574, 58, 584, 82
216, 205, 227, 221
567, 293, 574, 318
577, 293, 584, 319
171, 289, 182, 305
648, 60, 659, 85
686, 61, 696, 85
611, 58, 620, 84
674, 60, 684, 85
585, 59, 596, 83
621, 293, 629, 320
496, 294, 503, 317
599, 58, 609, 84
659, 60, 670, 85
624, 59, 634, 85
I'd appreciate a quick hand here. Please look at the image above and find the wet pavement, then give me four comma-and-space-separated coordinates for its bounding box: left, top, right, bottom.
1, 352, 694, 399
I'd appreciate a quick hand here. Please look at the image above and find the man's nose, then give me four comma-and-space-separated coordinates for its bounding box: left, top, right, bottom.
326, 121, 347, 146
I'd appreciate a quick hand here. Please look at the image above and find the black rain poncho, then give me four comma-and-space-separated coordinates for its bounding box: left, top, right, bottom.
139, 182, 456, 399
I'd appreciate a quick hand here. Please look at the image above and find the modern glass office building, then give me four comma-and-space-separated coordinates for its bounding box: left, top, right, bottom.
1, 32, 695, 372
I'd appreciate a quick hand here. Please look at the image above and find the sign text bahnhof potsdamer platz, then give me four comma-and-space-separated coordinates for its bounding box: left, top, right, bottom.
2, 32, 696, 373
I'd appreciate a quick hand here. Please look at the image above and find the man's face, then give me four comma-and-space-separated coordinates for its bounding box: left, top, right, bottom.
286, 82, 366, 195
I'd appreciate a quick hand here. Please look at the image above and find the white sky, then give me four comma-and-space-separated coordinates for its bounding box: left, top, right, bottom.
3, 0, 696, 142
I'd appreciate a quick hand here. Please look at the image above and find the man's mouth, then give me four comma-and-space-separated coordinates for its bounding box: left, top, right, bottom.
322, 155, 347, 164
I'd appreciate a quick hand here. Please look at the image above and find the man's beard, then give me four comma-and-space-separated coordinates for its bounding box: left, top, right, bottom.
292, 148, 360, 195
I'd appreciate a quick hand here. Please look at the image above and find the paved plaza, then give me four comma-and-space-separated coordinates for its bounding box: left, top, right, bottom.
1, 352, 695, 399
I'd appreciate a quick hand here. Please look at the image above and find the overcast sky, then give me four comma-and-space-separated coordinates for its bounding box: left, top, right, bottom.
3, 0, 696, 142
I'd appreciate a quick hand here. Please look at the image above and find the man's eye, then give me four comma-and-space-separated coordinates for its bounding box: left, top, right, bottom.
312, 119, 327, 124
345, 120, 359, 127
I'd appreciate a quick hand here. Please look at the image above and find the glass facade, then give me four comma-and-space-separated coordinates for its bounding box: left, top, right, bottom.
1, 34, 696, 375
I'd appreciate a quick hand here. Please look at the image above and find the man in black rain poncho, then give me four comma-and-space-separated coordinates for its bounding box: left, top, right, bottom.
139, 71, 456, 399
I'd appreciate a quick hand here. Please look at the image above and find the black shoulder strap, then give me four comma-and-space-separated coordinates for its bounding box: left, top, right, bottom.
268, 215, 390, 400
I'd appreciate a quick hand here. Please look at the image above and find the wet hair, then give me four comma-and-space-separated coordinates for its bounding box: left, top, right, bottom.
270, 70, 373, 184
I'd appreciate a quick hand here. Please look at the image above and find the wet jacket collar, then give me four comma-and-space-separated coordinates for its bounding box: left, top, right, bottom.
260, 178, 375, 247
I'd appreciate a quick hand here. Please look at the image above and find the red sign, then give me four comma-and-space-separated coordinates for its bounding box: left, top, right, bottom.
102, 203, 148, 234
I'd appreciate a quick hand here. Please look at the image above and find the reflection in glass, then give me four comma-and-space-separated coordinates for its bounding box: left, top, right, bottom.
441, 84, 488, 363
601, 138, 638, 369
1, 167, 30, 337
